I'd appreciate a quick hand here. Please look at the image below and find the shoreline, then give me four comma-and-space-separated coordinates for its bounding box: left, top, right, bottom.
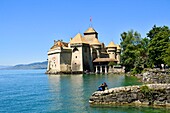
127, 68, 170, 84
89, 84, 170, 107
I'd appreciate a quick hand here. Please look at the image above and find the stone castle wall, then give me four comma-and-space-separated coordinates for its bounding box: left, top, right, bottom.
89, 84, 170, 107
71, 46, 83, 72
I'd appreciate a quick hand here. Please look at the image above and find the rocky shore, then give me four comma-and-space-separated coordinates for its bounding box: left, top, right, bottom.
133, 69, 170, 84
89, 84, 170, 107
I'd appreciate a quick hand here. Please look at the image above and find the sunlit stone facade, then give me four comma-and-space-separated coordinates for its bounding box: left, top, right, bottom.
46, 27, 122, 74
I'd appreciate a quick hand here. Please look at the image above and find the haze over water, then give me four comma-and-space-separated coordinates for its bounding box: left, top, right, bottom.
0, 70, 169, 113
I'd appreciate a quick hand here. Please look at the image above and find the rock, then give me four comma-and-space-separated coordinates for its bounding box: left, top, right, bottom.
140, 69, 170, 84
89, 84, 170, 107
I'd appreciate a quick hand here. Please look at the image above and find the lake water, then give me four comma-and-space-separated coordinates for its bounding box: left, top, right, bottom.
0, 69, 169, 113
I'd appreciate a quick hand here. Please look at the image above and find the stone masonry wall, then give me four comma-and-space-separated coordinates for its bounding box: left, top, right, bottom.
142, 69, 170, 84
89, 84, 170, 107
133, 69, 170, 84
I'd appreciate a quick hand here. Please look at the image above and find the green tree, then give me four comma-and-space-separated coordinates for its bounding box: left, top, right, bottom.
120, 30, 150, 73
133, 37, 150, 73
139, 37, 150, 68
164, 43, 170, 66
147, 25, 170, 68
120, 30, 142, 73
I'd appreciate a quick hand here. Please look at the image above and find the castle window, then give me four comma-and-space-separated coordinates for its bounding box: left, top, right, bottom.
73, 47, 79, 52
75, 63, 77, 64
75, 56, 77, 58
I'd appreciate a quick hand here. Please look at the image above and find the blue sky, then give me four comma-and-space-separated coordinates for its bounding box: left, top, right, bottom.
0, 0, 170, 65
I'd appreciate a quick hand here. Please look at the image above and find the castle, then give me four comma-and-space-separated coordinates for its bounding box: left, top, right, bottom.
46, 27, 123, 74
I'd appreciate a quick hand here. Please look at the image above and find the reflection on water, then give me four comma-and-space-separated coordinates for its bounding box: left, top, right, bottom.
46, 74, 143, 112
46, 74, 169, 113
47, 74, 86, 112
47, 75, 62, 111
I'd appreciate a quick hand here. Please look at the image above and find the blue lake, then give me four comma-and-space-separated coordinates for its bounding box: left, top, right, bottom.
0, 69, 169, 113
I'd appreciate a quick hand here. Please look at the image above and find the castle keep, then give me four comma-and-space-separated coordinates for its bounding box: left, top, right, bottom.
46, 27, 123, 74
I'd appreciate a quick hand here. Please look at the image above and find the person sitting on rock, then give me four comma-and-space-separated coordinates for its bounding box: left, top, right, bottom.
103, 82, 108, 90
98, 83, 104, 91
98, 82, 108, 91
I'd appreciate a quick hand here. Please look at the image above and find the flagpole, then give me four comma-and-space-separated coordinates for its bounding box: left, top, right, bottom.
90, 16, 92, 27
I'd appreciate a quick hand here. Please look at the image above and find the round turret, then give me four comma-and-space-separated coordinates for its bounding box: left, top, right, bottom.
116, 45, 121, 53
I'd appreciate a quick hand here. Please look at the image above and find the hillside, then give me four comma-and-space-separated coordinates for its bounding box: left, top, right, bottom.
3, 61, 47, 70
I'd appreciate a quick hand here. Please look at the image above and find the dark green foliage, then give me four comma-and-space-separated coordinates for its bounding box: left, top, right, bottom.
108, 61, 116, 66
140, 85, 151, 96
140, 85, 154, 104
147, 25, 170, 68
164, 43, 170, 66
120, 30, 149, 73
120, 25, 170, 73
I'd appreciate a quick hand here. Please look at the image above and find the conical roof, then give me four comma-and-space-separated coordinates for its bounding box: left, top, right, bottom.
70, 33, 88, 44
116, 45, 121, 50
107, 41, 116, 48
50, 45, 58, 50
91, 37, 101, 45
84, 27, 97, 33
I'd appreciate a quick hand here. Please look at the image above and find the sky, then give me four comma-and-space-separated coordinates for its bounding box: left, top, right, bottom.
0, 0, 170, 65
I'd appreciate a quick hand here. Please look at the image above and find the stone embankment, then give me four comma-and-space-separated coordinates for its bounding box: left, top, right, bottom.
89, 84, 170, 107
134, 69, 170, 84
45, 70, 83, 74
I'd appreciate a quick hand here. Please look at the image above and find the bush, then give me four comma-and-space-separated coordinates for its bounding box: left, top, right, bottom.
131, 67, 143, 74
140, 85, 154, 105
140, 85, 150, 95
108, 61, 116, 66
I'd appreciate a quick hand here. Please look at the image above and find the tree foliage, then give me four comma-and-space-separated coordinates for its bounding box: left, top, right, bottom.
120, 30, 149, 73
164, 43, 170, 66
120, 25, 170, 73
147, 25, 170, 68
108, 61, 116, 66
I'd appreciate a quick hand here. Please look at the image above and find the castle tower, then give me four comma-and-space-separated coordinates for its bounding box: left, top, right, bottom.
116, 45, 121, 64
90, 37, 101, 59
83, 27, 102, 60
106, 41, 117, 59
70, 33, 93, 72
47, 40, 72, 74
84, 27, 98, 43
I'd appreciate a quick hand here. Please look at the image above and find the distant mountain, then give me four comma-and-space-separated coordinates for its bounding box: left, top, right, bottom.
2, 61, 47, 70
